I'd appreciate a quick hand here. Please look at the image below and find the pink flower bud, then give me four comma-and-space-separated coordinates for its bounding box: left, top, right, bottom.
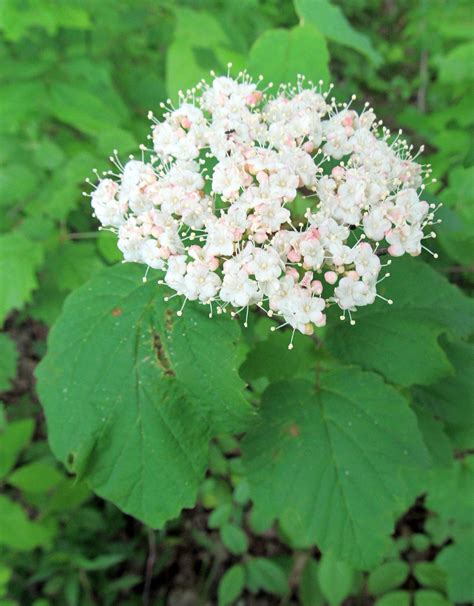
314, 313, 327, 327
288, 248, 301, 263
208, 257, 219, 271
300, 271, 313, 288
305, 227, 320, 240
242, 172, 253, 187
254, 231, 268, 244
388, 245, 403, 257
324, 271, 337, 284
188, 245, 202, 259
286, 267, 299, 279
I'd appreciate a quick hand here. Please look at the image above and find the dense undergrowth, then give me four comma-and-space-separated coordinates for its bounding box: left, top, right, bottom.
0, 1, 473, 604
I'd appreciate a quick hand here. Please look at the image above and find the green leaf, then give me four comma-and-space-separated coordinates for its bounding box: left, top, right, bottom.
29, 241, 104, 325
374, 592, 410, 606
166, 8, 244, 97
294, 0, 382, 66
414, 590, 451, 606
32, 138, 65, 170
413, 562, 447, 593
367, 561, 410, 595
436, 534, 474, 603
36, 263, 252, 527
0, 495, 53, 551
240, 329, 317, 384
325, 257, 474, 387
437, 206, 474, 266
438, 42, 474, 83
413, 406, 453, 469
425, 516, 452, 547
247, 25, 330, 86
411, 533, 430, 552
0, 334, 17, 392
242, 368, 431, 568
7, 461, 63, 493
0, 2, 91, 40
443, 166, 474, 209
0, 232, 44, 325
234, 478, 250, 505
0, 82, 48, 133
97, 231, 123, 264
208, 504, 232, 529
96, 127, 138, 157
426, 456, 474, 533
49, 83, 124, 137
245, 557, 288, 596
74, 553, 126, 571
0, 565, 11, 587
0, 163, 40, 208
45, 242, 103, 292
414, 340, 474, 449
27, 152, 96, 221
200, 477, 232, 509
218, 564, 245, 606
0, 418, 35, 479
45, 478, 91, 514
105, 575, 141, 593
438, 169, 474, 264
208, 442, 229, 475
221, 523, 248, 555
318, 552, 354, 606
299, 558, 324, 606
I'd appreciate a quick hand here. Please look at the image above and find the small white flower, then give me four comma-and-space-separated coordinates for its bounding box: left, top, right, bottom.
220, 270, 261, 308
247, 247, 283, 283
184, 262, 221, 303
91, 179, 127, 227
363, 206, 392, 241
352, 242, 381, 282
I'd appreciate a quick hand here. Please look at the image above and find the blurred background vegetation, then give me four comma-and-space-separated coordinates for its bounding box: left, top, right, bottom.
0, 0, 472, 604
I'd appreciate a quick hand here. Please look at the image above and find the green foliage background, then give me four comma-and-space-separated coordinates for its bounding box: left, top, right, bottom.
0, 0, 473, 604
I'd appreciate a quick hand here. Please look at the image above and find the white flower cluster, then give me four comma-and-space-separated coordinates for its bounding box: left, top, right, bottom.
87, 71, 439, 346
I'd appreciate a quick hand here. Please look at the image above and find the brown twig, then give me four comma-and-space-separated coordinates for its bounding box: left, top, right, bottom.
289, 550, 311, 589
417, 49, 429, 113
142, 528, 157, 606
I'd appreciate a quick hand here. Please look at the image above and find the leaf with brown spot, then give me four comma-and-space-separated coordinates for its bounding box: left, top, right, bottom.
36, 263, 253, 527
288, 424, 300, 437
243, 370, 431, 568
153, 331, 175, 377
